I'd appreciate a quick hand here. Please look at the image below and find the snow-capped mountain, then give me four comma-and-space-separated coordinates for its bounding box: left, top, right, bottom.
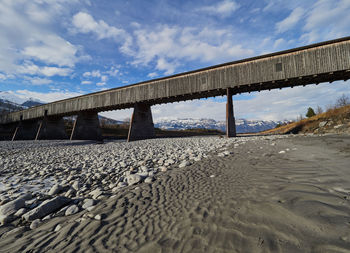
154, 118, 290, 133
0, 94, 44, 114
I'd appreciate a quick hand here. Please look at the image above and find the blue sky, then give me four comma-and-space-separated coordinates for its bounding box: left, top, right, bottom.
0, 0, 350, 121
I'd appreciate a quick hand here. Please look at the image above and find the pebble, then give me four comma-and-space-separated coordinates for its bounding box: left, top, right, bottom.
179, 161, 191, 168
48, 184, 63, 196
126, 174, 142, 185
22, 196, 71, 221
65, 205, 79, 216
30, 219, 41, 230
94, 214, 103, 220
54, 224, 62, 232
90, 188, 104, 199
82, 199, 96, 209
144, 177, 154, 184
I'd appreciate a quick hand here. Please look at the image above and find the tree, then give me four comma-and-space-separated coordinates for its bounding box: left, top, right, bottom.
306, 107, 316, 118
316, 106, 323, 114
335, 94, 350, 107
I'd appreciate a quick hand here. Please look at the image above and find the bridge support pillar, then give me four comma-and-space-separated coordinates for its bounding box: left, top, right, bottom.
35, 116, 68, 140
226, 88, 237, 138
127, 103, 155, 142
70, 111, 103, 141
12, 120, 40, 141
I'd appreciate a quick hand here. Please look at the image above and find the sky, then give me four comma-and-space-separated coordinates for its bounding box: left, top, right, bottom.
0, 0, 350, 122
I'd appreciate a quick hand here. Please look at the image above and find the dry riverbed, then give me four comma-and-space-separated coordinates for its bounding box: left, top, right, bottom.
1, 134, 350, 252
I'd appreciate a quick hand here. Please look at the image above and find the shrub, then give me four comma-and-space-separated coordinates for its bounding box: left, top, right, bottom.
305, 107, 316, 118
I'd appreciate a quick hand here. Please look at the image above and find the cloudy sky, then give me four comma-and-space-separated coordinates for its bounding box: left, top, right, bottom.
0, 0, 350, 121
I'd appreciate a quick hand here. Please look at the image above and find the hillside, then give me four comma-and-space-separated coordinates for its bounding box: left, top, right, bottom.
262, 104, 350, 135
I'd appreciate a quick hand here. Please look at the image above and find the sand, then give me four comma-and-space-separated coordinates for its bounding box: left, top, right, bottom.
1, 134, 350, 252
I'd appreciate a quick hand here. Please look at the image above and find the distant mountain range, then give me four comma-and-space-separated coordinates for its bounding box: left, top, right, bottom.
154, 118, 290, 133
0, 91, 289, 133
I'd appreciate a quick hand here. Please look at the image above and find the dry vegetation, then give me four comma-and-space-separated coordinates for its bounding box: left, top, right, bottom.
262, 95, 350, 135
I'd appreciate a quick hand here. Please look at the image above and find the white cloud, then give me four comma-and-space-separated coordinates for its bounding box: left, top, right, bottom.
96, 82, 106, 86
128, 25, 254, 74
83, 70, 101, 78
0, 73, 6, 80
100, 109, 133, 121
9, 89, 82, 103
101, 75, 108, 82
156, 58, 179, 75
22, 35, 78, 67
106, 66, 119, 77
81, 80, 92, 85
71, 12, 132, 54
18, 63, 72, 77
0, 0, 82, 78
301, 0, 350, 43
72, 12, 126, 40
28, 77, 53, 85
147, 72, 158, 78
200, 0, 239, 17
273, 38, 286, 49
276, 7, 304, 33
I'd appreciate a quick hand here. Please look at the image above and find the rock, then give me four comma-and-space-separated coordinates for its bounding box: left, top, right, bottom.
56, 205, 69, 216
126, 174, 142, 186
144, 177, 154, 184
65, 188, 76, 198
0, 193, 32, 224
30, 219, 41, 230
72, 181, 80, 191
159, 166, 167, 172
136, 172, 149, 179
65, 205, 79, 216
210, 175, 215, 178
319, 121, 327, 128
48, 184, 64, 196
278, 150, 286, 154
54, 224, 62, 232
86, 206, 95, 212
165, 159, 175, 165
82, 199, 96, 209
179, 161, 190, 168
22, 196, 71, 222
89, 188, 103, 199
94, 214, 103, 220
14, 208, 27, 217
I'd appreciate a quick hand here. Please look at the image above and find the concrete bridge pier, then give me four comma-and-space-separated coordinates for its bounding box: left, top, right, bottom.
127, 103, 155, 142
70, 111, 103, 141
36, 116, 68, 140
226, 88, 237, 137
12, 120, 40, 141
